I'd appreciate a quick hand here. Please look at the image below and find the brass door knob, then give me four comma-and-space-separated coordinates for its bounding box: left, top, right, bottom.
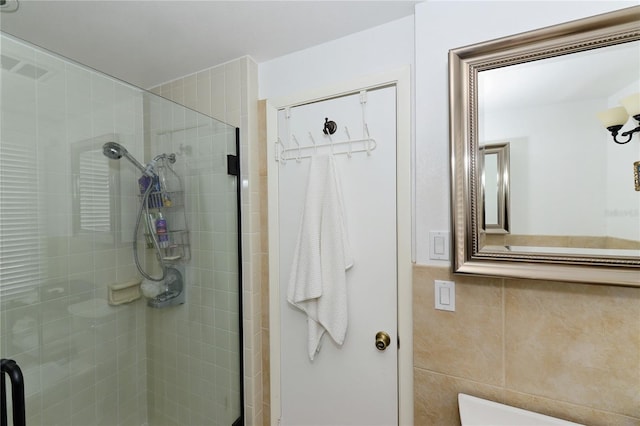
375, 331, 391, 351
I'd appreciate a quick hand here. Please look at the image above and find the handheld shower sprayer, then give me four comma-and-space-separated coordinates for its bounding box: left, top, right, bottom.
102, 141, 167, 281
102, 142, 156, 177
101, 142, 181, 283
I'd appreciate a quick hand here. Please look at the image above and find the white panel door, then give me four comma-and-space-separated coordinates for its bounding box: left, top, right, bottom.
277, 86, 398, 426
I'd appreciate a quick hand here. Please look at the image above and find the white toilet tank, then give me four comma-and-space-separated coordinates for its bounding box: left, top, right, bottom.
458, 394, 584, 426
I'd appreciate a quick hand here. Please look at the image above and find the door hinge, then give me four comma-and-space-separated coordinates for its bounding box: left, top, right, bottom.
227, 154, 239, 176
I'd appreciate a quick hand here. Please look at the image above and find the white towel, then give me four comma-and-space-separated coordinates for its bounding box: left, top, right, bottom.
287, 155, 354, 360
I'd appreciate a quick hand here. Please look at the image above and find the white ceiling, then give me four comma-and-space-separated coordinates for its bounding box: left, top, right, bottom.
0, 0, 418, 89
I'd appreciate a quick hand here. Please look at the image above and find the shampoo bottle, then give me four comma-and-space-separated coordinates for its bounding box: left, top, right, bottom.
155, 212, 169, 249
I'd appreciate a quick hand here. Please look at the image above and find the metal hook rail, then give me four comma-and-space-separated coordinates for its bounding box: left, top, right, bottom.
276, 135, 377, 162
276, 89, 377, 163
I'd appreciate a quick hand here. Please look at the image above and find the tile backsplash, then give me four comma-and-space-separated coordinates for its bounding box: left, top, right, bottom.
413, 264, 640, 425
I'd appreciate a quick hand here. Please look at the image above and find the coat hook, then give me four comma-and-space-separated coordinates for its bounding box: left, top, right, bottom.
323, 117, 337, 135
292, 134, 302, 163
308, 132, 317, 154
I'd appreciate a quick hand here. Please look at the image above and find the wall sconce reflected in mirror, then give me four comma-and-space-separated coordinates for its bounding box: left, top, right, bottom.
597, 93, 640, 144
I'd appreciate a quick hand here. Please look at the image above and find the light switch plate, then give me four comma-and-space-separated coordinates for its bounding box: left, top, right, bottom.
429, 231, 450, 260
435, 280, 455, 311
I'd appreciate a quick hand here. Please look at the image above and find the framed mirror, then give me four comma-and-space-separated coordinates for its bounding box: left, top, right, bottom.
479, 142, 510, 234
450, 6, 640, 286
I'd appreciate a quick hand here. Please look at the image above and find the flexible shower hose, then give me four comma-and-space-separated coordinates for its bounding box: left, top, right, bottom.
133, 182, 166, 282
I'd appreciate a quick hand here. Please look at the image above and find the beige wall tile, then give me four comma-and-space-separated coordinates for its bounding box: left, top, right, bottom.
170, 78, 184, 104
145, 57, 254, 425
210, 66, 226, 121
183, 73, 197, 110
504, 280, 640, 417
414, 264, 640, 425
196, 70, 212, 116
414, 368, 503, 425
606, 236, 640, 250
261, 254, 269, 326
505, 234, 569, 247
225, 60, 242, 114
504, 390, 640, 426
413, 265, 504, 385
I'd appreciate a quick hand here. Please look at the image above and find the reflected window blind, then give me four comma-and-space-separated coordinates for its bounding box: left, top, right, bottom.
78, 149, 111, 233
0, 142, 43, 300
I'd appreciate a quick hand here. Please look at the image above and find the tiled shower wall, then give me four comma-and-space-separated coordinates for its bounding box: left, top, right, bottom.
140, 96, 241, 425
0, 34, 148, 425
149, 56, 263, 425
413, 265, 640, 425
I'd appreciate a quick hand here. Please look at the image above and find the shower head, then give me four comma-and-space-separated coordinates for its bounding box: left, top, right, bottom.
103, 141, 126, 160
102, 142, 156, 177
0, 0, 20, 13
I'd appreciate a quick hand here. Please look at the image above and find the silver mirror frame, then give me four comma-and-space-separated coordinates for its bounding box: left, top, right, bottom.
449, 6, 640, 287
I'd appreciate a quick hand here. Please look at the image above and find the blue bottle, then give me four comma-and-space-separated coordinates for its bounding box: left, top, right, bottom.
155, 213, 169, 248
139, 174, 162, 208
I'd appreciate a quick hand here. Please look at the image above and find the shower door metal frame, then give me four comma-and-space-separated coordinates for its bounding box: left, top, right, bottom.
231, 127, 245, 426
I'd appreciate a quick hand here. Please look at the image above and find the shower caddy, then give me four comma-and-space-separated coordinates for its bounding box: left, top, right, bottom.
143, 180, 190, 262
140, 154, 190, 308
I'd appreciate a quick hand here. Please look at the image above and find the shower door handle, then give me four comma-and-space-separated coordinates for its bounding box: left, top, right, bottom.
1, 359, 26, 426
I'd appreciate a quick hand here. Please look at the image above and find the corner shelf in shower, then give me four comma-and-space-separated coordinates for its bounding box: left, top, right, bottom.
141, 190, 191, 263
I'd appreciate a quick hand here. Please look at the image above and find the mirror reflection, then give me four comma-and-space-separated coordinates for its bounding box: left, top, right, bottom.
71, 134, 120, 242
480, 142, 510, 234
477, 41, 640, 257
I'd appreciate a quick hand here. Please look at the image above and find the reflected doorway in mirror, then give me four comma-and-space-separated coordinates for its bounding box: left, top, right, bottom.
479, 142, 510, 234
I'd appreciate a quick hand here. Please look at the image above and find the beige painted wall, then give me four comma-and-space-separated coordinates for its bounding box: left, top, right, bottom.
413, 265, 640, 425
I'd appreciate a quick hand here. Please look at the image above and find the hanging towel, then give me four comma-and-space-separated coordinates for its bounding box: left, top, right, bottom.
287, 155, 354, 360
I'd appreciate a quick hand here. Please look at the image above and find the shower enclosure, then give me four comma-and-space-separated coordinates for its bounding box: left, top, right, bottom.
0, 33, 243, 425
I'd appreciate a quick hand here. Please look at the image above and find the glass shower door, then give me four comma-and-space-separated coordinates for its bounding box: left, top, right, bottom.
143, 94, 243, 426
1, 32, 243, 426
